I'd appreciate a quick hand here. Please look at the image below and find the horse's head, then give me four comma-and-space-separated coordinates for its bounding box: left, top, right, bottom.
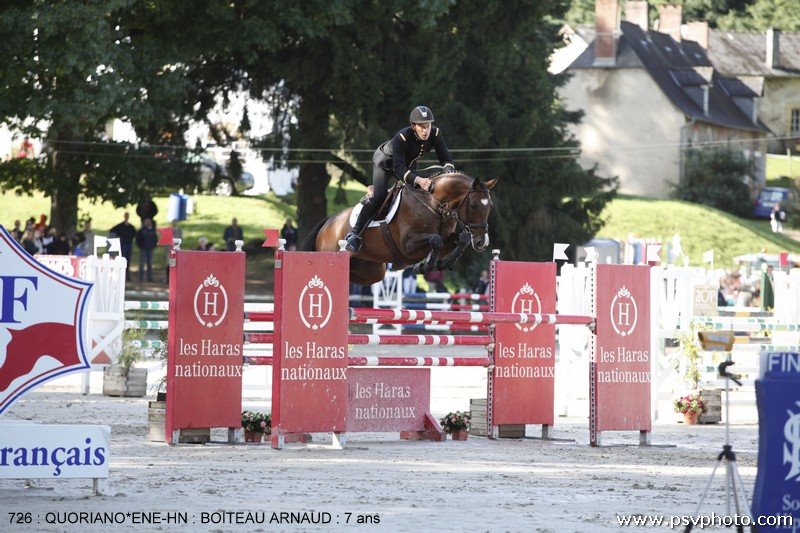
457, 177, 497, 252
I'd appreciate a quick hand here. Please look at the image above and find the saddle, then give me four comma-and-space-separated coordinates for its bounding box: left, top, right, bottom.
363, 183, 403, 221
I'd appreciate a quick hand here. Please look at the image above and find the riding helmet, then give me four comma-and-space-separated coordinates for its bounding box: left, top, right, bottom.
409, 106, 435, 124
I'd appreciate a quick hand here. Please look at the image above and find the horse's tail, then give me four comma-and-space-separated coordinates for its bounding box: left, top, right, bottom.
299, 216, 331, 251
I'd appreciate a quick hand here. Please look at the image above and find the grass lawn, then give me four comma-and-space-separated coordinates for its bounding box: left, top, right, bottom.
766, 153, 800, 181
1, 181, 368, 289
3, 183, 798, 283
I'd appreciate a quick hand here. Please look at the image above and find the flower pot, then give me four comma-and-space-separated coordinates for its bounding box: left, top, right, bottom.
450, 429, 469, 441
103, 365, 147, 397
244, 430, 262, 443
683, 412, 699, 425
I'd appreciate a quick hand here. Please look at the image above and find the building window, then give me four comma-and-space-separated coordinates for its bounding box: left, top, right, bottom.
792, 108, 800, 136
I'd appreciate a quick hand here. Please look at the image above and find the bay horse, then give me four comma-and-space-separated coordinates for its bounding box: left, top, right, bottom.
303, 171, 497, 285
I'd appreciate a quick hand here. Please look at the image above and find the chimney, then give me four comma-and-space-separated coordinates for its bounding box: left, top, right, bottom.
657, 4, 683, 42
625, 1, 648, 31
766, 28, 781, 68
685, 21, 709, 49
594, 0, 618, 66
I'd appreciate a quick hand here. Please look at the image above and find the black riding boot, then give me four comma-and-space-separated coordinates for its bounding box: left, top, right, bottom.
345, 199, 377, 253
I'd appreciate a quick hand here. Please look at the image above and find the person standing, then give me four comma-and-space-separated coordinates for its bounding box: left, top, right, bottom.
223, 217, 244, 251
770, 202, 786, 233
135, 218, 158, 282
110, 212, 137, 278
79, 220, 96, 256
281, 218, 298, 251
472, 270, 490, 295
136, 194, 158, 227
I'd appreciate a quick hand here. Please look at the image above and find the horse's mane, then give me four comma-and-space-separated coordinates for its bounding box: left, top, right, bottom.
427, 170, 489, 196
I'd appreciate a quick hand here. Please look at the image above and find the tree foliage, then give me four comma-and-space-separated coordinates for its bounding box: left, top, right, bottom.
0, 0, 616, 272
671, 147, 753, 217
0, 2, 199, 234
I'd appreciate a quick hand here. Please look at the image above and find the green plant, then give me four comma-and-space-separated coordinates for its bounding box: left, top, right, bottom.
149, 328, 169, 396
671, 147, 753, 218
241, 411, 271, 434
673, 394, 707, 415
676, 324, 706, 390
439, 411, 471, 434
118, 325, 144, 371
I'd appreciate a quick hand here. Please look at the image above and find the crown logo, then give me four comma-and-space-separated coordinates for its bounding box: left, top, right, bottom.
308, 275, 325, 289
617, 286, 631, 299
519, 283, 535, 295
202, 274, 220, 288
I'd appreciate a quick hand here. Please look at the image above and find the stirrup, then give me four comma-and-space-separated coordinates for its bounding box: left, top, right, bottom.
345, 232, 363, 253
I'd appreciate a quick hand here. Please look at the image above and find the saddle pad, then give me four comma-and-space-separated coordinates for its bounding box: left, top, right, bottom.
349, 189, 403, 228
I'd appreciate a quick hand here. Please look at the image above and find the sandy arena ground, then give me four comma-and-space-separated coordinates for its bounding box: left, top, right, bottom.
0, 359, 765, 533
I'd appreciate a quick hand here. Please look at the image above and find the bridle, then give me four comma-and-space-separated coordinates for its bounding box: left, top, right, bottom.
406, 176, 490, 249
453, 188, 490, 249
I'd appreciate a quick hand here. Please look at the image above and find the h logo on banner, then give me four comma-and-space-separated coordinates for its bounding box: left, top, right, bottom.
193, 274, 229, 328
298, 275, 333, 331
610, 286, 638, 337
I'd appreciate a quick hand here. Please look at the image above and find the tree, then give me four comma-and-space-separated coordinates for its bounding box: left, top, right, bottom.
671, 147, 753, 217
717, 0, 800, 31
419, 1, 616, 273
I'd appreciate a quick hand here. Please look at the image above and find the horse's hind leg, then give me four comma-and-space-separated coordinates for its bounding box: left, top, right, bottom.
408, 233, 443, 274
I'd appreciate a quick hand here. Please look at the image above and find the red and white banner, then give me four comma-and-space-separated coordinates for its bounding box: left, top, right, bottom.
591, 264, 651, 444
491, 261, 557, 426
347, 368, 430, 432
272, 251, 349, 435
166, 250, 245, 443
0, 226, 93, 415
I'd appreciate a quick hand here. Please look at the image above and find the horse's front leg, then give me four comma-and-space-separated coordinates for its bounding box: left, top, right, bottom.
435, 231, 471, 271
407, 233, 443, 275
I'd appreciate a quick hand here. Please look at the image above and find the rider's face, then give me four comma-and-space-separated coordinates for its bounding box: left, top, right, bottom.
412, 122, 432, 140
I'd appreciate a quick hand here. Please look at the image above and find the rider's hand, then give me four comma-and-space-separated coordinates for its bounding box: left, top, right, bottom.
415, 176, 432, 191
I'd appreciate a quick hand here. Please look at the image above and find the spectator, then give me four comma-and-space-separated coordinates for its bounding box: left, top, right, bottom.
402, 267, 417, 295
110, 212, 137, 278
472, 270, 490, 295
223, 217, 244, 251
79, 220, 96, 256
17, 136, 34, 158
41, 227, 55, 254
50, 232, 71, 255
770, 203, 786, 233
20, 228, 38, 256
34, 214, 48, 232
72, 233, 87, 256
281, 218, 298, 251
424, 269, 447, 293
196, 236, 215, 251
135, 218, 158, 282
136, 194, 158, 227
9, 220, 23, 242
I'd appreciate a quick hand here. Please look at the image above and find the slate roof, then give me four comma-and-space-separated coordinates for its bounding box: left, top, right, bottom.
707, 30, 800, 77
568, 21, 770, 133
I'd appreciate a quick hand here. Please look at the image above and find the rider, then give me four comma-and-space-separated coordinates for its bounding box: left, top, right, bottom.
344, 105, 456, 253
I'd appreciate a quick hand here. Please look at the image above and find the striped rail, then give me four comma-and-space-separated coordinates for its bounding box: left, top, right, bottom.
245, 355, 491, 367
402, 302, 490, 311
244, 333, 492, 346
349, 308, 593, 326
693, 317, 800, 332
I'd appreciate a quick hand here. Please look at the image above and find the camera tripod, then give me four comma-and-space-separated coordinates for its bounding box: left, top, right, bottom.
684, 360, 751, 533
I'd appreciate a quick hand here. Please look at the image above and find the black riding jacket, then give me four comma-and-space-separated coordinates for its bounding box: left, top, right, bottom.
378, 126, 455, 186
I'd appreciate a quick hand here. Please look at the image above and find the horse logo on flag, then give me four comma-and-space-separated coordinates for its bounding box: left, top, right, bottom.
0, 226, 93, 415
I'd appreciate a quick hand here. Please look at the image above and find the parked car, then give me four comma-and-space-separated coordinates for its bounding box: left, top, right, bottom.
752, 187, 795, 219
187, 152, 255, 196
